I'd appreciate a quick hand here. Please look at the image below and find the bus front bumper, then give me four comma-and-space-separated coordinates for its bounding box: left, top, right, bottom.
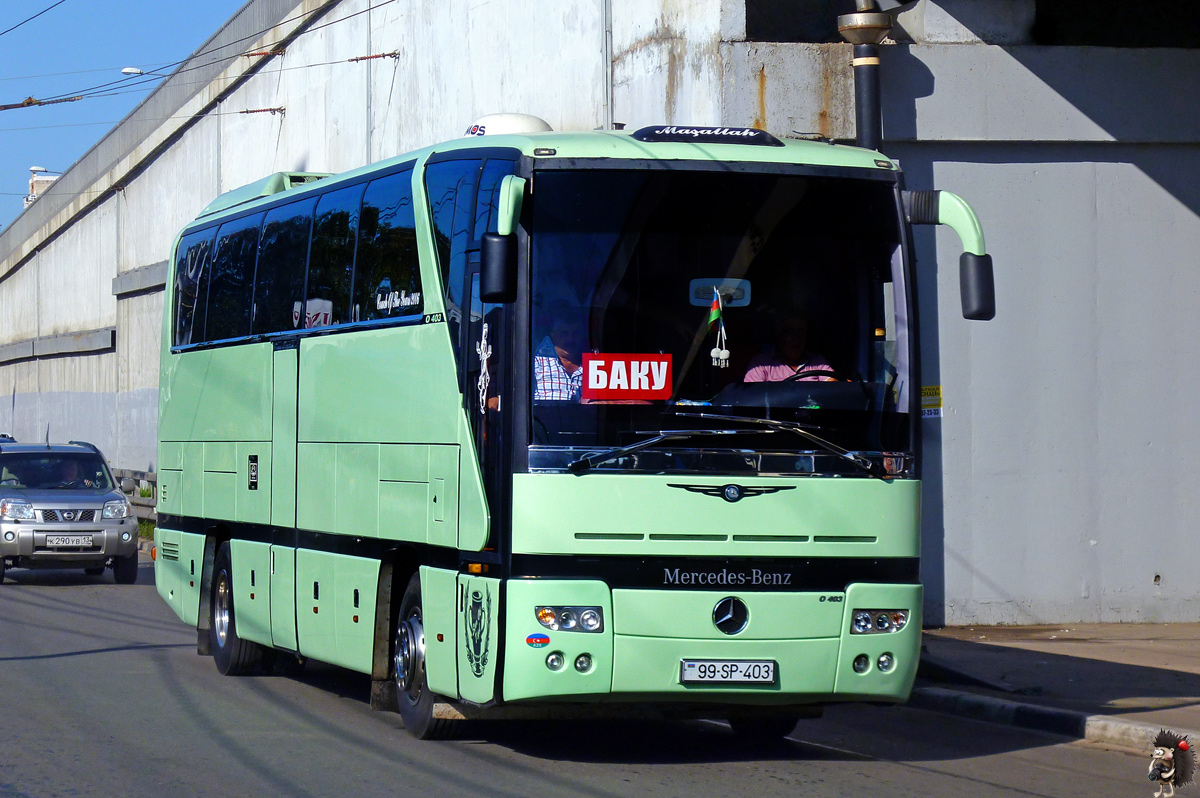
502, 580, 921, 705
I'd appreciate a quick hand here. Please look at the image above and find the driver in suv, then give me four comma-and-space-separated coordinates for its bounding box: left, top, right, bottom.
0, 440, 139, 584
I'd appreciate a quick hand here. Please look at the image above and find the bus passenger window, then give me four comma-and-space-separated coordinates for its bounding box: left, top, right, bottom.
253, 197, 316, 334
173, 228, 216, 347
306, 184, 364, 328
205, 213, 263, 342
355, 169, 422, 321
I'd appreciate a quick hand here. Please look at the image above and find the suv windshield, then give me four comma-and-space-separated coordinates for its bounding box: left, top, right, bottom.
0, 453, 113, 491
529, 167, 911, 475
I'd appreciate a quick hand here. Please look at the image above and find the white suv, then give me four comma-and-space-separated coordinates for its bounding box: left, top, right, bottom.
0, 440, 139, 584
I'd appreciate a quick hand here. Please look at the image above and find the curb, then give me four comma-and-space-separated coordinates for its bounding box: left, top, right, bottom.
910, 686, 1200, 750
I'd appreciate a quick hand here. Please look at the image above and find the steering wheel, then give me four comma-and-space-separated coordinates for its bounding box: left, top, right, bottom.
784, 369, 848, 383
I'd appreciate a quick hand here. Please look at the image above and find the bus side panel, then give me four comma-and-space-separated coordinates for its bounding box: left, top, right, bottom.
154, 527, 182, 617
157, 346, 273, 443
456, 415, 488, 552
270, 545, 297, 650
331, 554, 379, 674
230, 539, 273, 648
271, 348, 298, 528
296, 443, 335, 533
420, 566, 459, 698
457, 574, 500, 704
297, 326, 460, 446
235, 442, 270, 525
296, 548, 336, 663
429, 445, 459, 548
379, 444, 430, 544
178, 531, 207, 627
202, 442, 236, 522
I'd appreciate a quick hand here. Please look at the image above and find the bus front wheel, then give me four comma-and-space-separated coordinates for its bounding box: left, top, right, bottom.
394, 573, 454, 740
210, 542, 263, 675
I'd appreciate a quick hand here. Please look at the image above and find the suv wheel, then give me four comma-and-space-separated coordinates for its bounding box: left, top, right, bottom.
113, 552, 138, 584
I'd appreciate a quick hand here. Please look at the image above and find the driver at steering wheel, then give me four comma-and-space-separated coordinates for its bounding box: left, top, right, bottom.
59, 459, 95, 488
743, 312, 835, 383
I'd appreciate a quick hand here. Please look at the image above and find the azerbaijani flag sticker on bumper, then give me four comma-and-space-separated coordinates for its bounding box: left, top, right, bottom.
527, 633, 550, 648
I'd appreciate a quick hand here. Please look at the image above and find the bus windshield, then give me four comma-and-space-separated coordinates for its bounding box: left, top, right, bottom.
529, 167, 912, 476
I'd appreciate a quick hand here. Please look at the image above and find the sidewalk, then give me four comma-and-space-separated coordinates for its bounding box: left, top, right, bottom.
912, 623, 1200, 749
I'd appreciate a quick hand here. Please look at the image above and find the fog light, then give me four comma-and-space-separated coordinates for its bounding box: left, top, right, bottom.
580, 609, 601, 631
877, 653, 894, 672
121, 531, 131, 542
574, 654, 593, 673
875, 612, 891, 631
853, 654, 871, 673
852, 611, 872, 633
546, 651, 565, 671
3, 531, 13, 542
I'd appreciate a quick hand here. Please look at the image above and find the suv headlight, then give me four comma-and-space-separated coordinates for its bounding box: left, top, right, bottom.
103, 499, 131, 519
0, 499, 34, 520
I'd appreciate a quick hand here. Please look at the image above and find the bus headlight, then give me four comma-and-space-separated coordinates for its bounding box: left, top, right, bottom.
536, 606, 604, 633
849, 609, 909, 634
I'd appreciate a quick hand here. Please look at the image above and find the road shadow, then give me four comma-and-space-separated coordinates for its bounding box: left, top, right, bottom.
919, 631, 1200, 738
2, 552, 154, 587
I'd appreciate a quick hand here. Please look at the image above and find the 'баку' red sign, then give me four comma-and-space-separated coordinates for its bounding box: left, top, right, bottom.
581, 354, 672, 401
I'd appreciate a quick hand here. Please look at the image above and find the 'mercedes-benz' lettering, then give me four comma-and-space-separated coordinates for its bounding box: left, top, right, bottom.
663, 567, 792, 586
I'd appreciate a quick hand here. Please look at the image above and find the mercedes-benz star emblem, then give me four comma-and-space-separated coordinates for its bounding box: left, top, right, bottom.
713, 596, 749, 635
723, 484, 741, 502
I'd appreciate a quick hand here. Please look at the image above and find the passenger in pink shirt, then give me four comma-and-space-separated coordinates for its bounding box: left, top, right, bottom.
743, 313, 836, 382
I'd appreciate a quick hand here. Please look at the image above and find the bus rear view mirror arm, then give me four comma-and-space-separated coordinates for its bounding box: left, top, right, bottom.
480, 175, 526, 304
903, 189, 996, 321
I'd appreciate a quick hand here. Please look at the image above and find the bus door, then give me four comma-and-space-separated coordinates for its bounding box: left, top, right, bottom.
270, 338, 299, 650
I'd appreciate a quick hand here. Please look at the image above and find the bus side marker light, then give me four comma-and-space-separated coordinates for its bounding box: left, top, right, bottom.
437, 634, 444, 642
353, 615, 359, 623
150, 546, 156, 561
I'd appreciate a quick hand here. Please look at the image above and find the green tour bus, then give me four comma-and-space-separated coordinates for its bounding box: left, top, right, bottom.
153, 115, 994, 739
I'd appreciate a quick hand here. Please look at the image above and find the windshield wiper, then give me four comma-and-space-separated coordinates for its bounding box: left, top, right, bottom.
669, 411, 888, 478
566, 429, 763, 474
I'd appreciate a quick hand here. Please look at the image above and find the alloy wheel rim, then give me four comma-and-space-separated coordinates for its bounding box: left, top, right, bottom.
394, 611, 425, 700
214, 570, 230, 647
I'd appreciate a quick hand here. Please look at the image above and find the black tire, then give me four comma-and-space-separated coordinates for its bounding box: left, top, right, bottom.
728, 715, 799, 742
210, 542, 263, 675
112, 553, 139, 584
0, 557, 6, 583
84, 566, 106, 576
394, 573, 455, 740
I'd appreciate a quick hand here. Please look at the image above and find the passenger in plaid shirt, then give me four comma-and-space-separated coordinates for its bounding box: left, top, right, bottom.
534, 317, 586, 401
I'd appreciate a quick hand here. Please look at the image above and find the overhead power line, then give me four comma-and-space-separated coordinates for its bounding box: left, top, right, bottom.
0, 0, 68, 39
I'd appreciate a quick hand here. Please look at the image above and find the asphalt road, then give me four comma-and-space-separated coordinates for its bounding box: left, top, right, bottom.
0, 554, 1155, 798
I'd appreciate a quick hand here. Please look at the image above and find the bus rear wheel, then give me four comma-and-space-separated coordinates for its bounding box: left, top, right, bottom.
394, 573, 454, 740
210, 542, 263, 675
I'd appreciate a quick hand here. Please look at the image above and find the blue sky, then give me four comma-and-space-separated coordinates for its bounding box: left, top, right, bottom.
0, 0, 247, 231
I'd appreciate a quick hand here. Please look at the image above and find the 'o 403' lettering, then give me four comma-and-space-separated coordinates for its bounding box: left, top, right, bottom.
819, 595, 844, 603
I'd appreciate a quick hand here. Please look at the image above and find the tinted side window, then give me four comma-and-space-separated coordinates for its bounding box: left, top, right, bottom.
254, 198, 316, 334
425, 159, 483, 354
306, 184, 363, 328
355, 169, 422, 321
174, 228, 216, 347
474, 159, 518, 238
205, 213, 264, 341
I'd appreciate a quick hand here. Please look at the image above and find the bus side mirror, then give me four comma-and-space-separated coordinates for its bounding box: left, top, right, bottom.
480, 233, 517, 303
903, 189, 996, 321
480, 175, 525, 304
